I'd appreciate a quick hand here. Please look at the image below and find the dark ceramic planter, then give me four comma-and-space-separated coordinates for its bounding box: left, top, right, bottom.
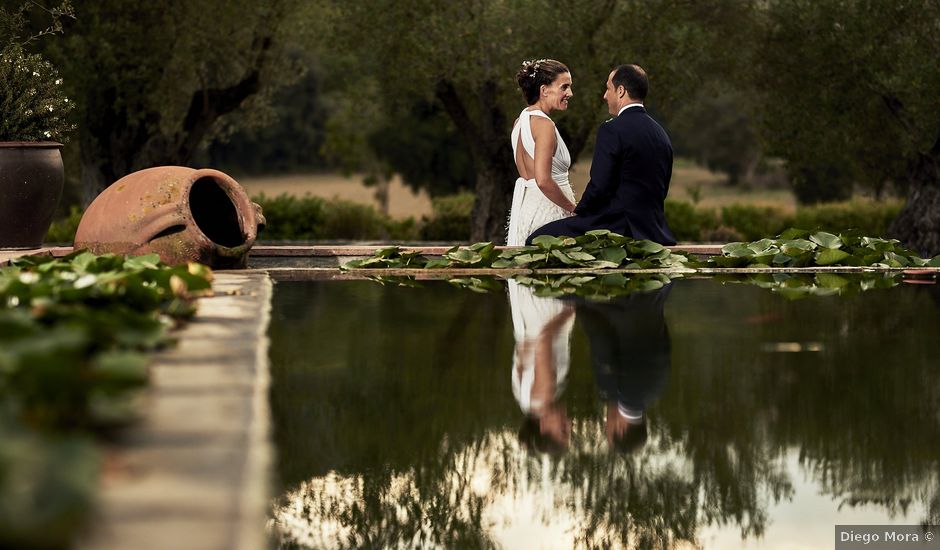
74, 166, 265, 268
0, 142, 65, 249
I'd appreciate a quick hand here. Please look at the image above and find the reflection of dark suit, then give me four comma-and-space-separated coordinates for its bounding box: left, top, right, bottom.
576, 284, 672, 411
527, 106, 676, 245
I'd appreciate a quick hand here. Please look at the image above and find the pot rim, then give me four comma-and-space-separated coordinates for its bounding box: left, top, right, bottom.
0, 141, 64, 148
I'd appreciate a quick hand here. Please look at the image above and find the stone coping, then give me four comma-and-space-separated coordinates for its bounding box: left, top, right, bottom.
80, 272, 273, 550
250, 243, 725, 256
256, 265, 940, 281
0, 243, 724, 265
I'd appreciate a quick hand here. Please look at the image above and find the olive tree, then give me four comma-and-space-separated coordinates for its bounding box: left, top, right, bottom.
742, 0, 940, 253
318, 0, 747, 241
43, 0, 309, 204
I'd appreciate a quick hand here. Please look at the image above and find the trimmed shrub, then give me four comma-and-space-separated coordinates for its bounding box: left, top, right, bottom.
665, 200, 719, 241
420, 191, 474, 241
253, 193, 327, 240
43, 193, 906, 244
791, 199, 903, 237
253, 193, 419, 241
44, 205, 83, 244
720, 204, 790, 240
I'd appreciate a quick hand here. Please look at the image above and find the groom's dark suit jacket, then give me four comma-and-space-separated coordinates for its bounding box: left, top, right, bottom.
576, 284, 672, 411
527, 106, 676, 245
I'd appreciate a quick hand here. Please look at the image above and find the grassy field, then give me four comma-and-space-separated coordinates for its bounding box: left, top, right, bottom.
239, 173, 435, 219
240, 158, 797, 220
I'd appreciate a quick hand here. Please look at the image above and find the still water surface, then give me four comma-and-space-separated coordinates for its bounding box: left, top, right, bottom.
267, 278, 940, 549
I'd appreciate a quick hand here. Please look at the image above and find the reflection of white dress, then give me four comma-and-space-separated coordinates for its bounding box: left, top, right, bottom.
509, 280, 574, 415
506, 108, 576, 246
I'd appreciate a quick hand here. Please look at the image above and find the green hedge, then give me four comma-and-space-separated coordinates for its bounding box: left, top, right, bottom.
419, 191, 474, 241
45, 205, 83, 244
43, 194, 905, 244
665, 199, 903, 243
254, 193, 419, 241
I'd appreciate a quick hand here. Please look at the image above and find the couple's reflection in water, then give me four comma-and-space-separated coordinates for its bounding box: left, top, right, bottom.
509, 278, 672, 455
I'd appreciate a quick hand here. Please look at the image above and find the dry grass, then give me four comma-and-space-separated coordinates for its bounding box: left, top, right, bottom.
239, 173, 434, 219
571, 159, 797, 213
240, 159, 796, 220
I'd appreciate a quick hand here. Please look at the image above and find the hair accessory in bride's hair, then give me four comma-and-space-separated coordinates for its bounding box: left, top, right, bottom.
522, 58, 548, 78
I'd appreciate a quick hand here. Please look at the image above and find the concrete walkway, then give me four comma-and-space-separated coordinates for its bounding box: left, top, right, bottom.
79, 272, 273, 550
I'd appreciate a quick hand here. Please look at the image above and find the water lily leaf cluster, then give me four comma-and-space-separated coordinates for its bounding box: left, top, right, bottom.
342, 246, 430, 269
365, 271, 908, 303
0, 251, 212, 547
708, 229, 940, 268
513, 273, 675, 299
715, 272, 902, 300
343, 231, 692, 270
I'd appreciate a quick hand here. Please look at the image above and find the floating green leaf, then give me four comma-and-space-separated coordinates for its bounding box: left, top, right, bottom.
814, 248, 850, 266
810, 231, 843, 249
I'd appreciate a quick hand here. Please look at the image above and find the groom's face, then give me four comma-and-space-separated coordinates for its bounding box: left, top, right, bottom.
603, 70, 623, 115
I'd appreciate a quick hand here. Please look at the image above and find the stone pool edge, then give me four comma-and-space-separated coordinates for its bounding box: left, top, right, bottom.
80, 271, 274, 550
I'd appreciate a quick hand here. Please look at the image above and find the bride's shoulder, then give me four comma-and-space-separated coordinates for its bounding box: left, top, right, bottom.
529, 114, 555, 130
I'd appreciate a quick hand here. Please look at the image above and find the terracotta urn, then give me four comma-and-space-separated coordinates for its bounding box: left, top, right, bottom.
74, 167, 265, 268
0, 142, 64, 249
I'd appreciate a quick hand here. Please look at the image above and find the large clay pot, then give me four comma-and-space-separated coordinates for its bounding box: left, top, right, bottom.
74, 166, 265, 268
0, 142, 64, 249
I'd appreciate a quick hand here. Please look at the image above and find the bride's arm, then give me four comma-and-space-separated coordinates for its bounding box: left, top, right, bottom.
531, 118, 577, 212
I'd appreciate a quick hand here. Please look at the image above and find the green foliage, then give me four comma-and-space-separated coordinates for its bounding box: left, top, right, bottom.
792, 200, 903, 237
0, 251, 212, 547
667, 200, 904, 242
719, 204, 790, 241
718, 272, 902, 300
0, 1, 74, 48
664, 200, 720, 241
708, 230, 937, 268
420, 192, 474, 241
342, 231, 692, 270
253, 193, 419, 241
0, 44, 75, 141
41, 1, 311, 201
513, 272, 675, 300
745, 1, 940, 194
383, 271, 904, 302
44, 204, 82, 243
668, 90, 762, 186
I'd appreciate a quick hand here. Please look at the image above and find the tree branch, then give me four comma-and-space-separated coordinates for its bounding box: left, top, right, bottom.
435, 78, 484, 159
174, 32, 273, 162
880, 93, 918, 137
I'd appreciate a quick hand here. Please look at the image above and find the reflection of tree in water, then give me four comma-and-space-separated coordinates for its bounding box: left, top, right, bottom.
664, 282, 940, 529
271, 414, 794, 549
268, 280, 940, 548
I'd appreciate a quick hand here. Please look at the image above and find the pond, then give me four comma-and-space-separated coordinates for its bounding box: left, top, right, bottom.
266, 275, 940, 549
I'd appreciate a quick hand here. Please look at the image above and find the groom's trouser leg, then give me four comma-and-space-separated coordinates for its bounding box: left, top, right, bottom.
525, 217, 583, 245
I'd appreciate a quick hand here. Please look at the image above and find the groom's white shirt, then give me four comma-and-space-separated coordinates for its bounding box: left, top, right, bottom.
617, 103, 644, 116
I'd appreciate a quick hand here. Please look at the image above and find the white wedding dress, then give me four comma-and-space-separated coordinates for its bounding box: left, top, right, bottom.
509, 280, 574, 415
506, 108, 576, 246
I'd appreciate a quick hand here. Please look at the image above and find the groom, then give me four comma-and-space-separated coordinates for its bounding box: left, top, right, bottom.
527, 64, 676, 245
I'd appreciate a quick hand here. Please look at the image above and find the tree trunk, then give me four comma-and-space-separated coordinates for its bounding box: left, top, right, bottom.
78, 32, 274, 204
435, 78, 519, 243
471, 152, 516, 243
887, 149, 940, 257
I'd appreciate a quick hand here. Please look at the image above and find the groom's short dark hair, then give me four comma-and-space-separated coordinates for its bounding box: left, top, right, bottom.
612, 64, 648, 101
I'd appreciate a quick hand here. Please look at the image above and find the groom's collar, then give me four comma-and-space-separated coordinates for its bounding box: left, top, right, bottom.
617, 103, 645, 116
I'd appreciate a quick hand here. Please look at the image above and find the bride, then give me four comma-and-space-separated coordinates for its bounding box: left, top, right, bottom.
506, 59, 578, 246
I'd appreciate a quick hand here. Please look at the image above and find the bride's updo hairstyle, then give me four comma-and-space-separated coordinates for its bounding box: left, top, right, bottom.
516, 59, 569, 105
